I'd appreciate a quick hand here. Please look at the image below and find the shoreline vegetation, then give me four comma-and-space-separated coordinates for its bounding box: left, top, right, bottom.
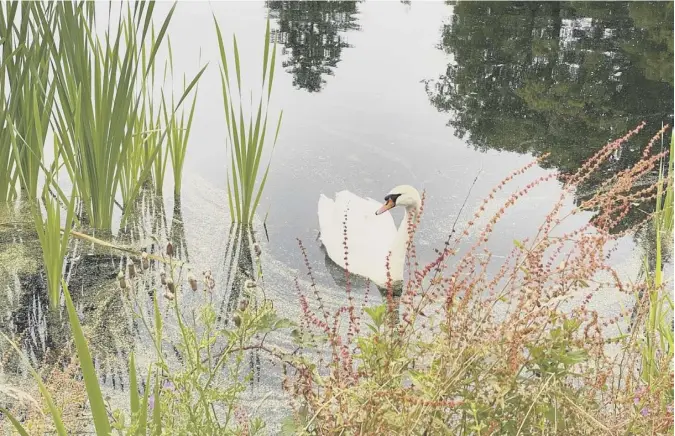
0, 1, 673, 435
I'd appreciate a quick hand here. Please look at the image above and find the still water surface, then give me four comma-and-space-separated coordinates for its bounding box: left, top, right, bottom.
0, 1, 672, 430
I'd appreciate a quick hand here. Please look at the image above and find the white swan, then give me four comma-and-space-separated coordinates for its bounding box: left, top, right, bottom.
318, 185, 421, 291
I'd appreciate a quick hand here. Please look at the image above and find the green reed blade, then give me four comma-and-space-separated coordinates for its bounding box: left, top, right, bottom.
229, 101, 244, 178
245, 99, 264, 202
139, 0, 154, 43
170, 77, 199, 197
129, 351, 140, 416
144, 2, 175, 78
262, 18, 270, 84
62, 279, 111, 435
267, 39, 277, 101
220, 70, 233, 144
175, 64, 207, 110
168, 35, 174, 75
214, 16, 281, 223
213, 15, 231, 90
661, 134, 674, 235
153, 291, 162, 354
251, 110, 283, 219
137, 366, 152, 435
230, 145, 242, 222
47, 2, 179, 229
233, 34, 241, 95
152, 371, 162, 435
0, 2, 54, 200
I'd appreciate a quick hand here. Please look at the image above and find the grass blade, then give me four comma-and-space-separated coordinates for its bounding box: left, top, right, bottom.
62, 279, 111, 435
152, 372, 161, 435
144, 2, 176, 78
129, 351, 140, 417
137, 366, 152, 435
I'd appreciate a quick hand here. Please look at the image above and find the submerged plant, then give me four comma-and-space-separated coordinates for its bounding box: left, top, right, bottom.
214, 17, 284, 224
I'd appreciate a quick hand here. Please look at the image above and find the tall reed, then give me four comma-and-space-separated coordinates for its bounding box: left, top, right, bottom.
640, 131, 674, 389
164, 71, 199, 199
0, 2, 55, 201
143, 28, 170, 196
214, 17, 283, 224
46, 2, 175, 230
30, 183, 76, 309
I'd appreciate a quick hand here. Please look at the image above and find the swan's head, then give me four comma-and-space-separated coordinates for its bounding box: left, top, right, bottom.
375, 185, 421, 215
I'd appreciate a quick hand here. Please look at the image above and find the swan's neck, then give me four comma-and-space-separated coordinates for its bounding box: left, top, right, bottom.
388, 206, 418, 282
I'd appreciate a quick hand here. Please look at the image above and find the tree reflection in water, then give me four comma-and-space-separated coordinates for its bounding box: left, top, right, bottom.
266, 0, 361, 92
426, 1, 674, 232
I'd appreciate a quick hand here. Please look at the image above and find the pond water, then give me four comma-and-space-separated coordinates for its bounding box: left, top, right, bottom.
0, 1, 673, 432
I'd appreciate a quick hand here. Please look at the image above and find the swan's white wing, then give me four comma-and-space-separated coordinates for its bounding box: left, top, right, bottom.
318, 190, 397, 287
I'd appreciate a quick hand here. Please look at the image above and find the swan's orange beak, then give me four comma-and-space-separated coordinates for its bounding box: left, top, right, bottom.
375, 199, 395, 215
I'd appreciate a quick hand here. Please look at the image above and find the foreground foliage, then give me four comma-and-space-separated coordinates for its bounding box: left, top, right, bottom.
2, 125, 672, 435
283, 125, 674, 435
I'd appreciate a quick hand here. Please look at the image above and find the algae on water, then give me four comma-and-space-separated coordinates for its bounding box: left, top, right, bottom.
0, 244, 39, 275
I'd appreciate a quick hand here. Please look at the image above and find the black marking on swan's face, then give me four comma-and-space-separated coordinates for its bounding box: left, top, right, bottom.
375, 193, 402, 215
384, 193, 402, 205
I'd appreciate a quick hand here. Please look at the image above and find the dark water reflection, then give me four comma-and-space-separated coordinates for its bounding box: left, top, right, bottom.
267, 0, 361, 92
425, 1, 674, 230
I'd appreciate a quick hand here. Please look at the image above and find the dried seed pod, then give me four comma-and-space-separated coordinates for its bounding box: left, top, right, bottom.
203, 270, 215, 292
166, 242, 174, 257
166, 277, 175, 293
253, 243, 261, 257
118, 271, 127, 289
233, 314, 241, 327
141, 252, 149, 270
164, 291, 175, 301
160, 269, 167, 285
127, 260, 136, 278
238, 298, 249, 312
245, 279, 257, 289
187, 272, 198, 291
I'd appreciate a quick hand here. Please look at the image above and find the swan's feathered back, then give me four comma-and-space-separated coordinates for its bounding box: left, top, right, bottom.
318, 190, 397, 287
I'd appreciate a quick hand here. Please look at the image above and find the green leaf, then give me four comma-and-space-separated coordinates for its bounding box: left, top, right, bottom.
560, 349, 588, 366
364, 304, 387, 328
274, 318, 297, 330
280, 415, 301, 436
